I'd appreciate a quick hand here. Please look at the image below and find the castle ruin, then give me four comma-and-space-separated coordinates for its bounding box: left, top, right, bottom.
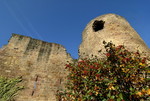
0, 14, 149, 101
0, 34, 72, 101
79, 14, 150, 59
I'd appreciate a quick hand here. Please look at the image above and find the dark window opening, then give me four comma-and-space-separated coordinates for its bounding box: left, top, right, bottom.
92, 20, 105, 32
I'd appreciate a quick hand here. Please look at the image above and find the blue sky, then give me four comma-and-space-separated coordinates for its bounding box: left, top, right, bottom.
0, 0, 150, 59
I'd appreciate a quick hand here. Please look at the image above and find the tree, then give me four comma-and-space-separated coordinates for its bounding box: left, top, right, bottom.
0, 76, 23, 101
57, 42, 150, 101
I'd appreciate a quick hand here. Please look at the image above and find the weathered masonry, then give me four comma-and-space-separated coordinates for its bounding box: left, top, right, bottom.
79, 14, 150, 59
0, 13, 150, 101
0, 34, 72, 101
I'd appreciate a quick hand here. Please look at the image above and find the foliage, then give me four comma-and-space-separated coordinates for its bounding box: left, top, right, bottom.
0, 76, 24, 101
57, 42, 150, 101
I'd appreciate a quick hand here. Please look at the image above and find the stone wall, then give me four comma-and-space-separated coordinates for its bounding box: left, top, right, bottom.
79, 14, 150, 59
0, 14, 150, 101
0, 34, 72, 101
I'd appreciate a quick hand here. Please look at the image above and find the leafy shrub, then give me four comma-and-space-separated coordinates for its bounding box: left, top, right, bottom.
57, 42, 150, 101
0, 76, 23, 101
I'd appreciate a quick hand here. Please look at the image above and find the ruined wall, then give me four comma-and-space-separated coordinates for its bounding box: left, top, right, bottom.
0, 13, 150, 101
0, 34, 72, 101
79, 14, 150, 59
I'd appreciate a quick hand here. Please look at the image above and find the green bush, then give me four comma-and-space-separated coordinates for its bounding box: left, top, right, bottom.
57, 42, 150, 101
0, 76, 23, 101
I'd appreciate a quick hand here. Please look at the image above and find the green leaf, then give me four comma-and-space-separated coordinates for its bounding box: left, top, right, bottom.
119, 93, 123, 99
117, 98, 121, 101
110, 95, 115, 99
102, 99, 107, 101
129, 87, 133, 91
107, 91, 111, 97
0, 77, 23, 101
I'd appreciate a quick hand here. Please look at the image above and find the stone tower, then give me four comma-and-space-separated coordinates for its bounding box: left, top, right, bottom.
0, 34, 72, 101
79, 14, 150, 59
